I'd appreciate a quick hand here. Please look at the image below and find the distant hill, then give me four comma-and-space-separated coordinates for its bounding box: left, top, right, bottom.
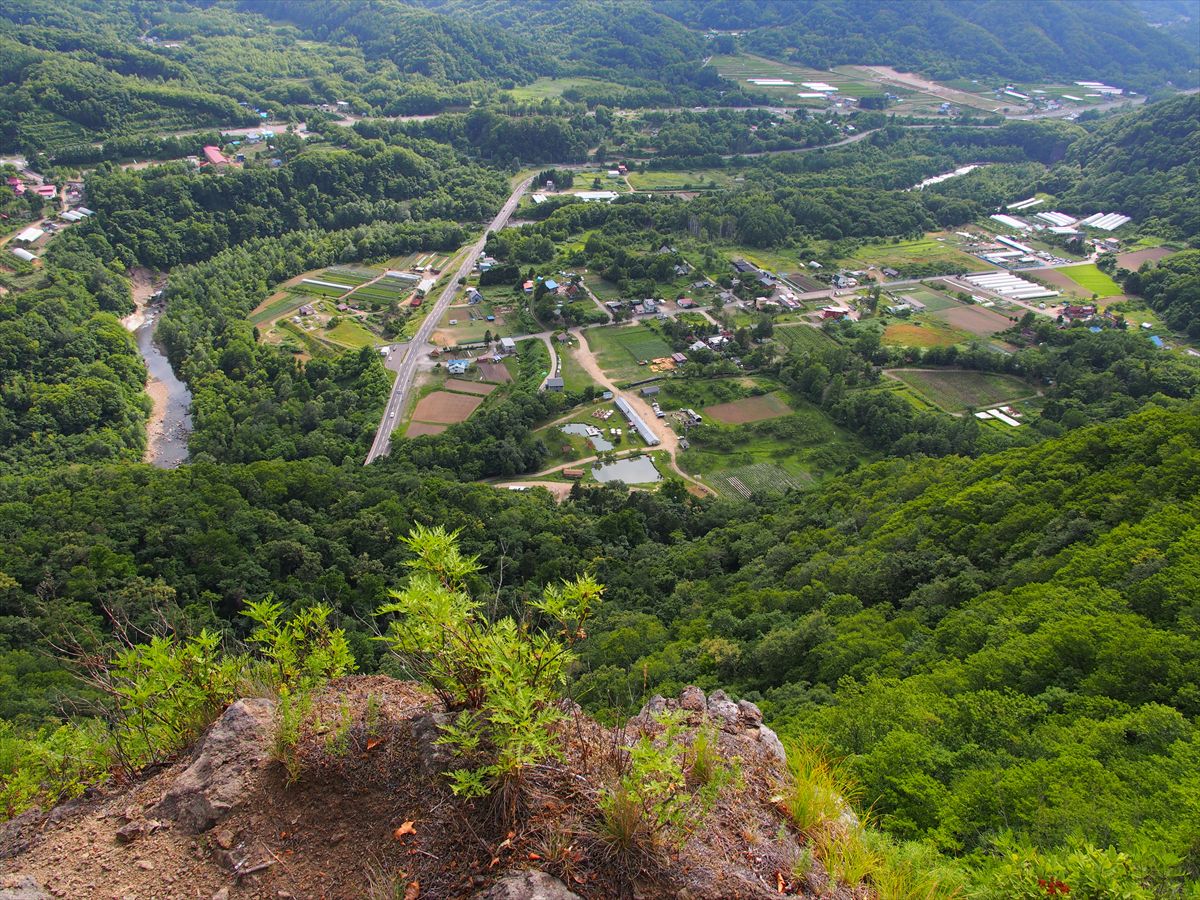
655, 0, 1200, 90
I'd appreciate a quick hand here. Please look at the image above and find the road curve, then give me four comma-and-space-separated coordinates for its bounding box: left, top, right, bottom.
365, 175, 534, 464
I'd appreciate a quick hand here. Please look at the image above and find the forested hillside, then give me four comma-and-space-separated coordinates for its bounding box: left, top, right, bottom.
1, 404, 1196, 890
656, 0, 1200, 89
1055, 94, 1200, 242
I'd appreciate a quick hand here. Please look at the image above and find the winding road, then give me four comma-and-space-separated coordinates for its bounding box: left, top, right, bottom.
364, 175, 534, 464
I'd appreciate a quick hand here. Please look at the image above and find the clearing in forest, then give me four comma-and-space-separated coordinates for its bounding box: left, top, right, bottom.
888, 369, 1034, 412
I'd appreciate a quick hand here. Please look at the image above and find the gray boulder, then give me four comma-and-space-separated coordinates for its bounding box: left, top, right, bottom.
154, 698, 275, 833
0, 876, 50, 900
757, 724, 788, 768
476, 870, 581, 900
705, 689, 740, 726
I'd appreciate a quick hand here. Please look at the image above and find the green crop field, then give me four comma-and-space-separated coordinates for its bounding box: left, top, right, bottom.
889, 369, 1035, 412
841, 237, 989, 274
1058, 263, 1123, 297
249, 292, 308, 327
707, 463, 810, 498
677, 395, 871, 492
506, 76, 626, 101
892, 287, 961, 312
324, 318, 380, 349
627, 170, 735, 191
586, 324, 673, 382
775, 325, 837, 353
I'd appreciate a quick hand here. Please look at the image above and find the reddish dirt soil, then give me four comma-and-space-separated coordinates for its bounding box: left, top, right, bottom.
705, 395, 793, 425
1117, 247, 1174, 270
405, 421, 447, 438
476, 363, 513, 383
410, 391, 484, 424
444, 379, 497, 396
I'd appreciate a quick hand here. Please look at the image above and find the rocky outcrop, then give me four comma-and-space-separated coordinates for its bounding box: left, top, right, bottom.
630, 686, 789, 770
153, 698, 276, 833
476, 870, 581, 900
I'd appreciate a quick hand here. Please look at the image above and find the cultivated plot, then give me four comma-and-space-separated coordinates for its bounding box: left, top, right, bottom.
927, 304, 1013, 336
410, 391, 484, 425
707, 463, 809, 499
705, 394, 794, 425
888, 369, 1035, 412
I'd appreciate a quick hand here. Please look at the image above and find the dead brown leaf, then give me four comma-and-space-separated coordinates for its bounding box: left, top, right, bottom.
393, 820, 417, 840
403, 880, 420, 900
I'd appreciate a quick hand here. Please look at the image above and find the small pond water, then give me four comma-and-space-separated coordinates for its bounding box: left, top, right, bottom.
592, 456, 661, 484
561, 423, 613, 452
138, 310, 192, 468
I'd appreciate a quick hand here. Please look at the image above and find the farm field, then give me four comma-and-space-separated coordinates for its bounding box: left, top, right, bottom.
405, 422, 447, 438
444, 379, 496, 396
888, 368, 1035, 412
677, 395, 871, 494
882, 320, 974, 348
705, 393, 793, 424
707, 463, 809, 498
891, 286, 960, 312
586, 323, 673, 383
627, 169, 735, 191
505, 76, 627, 101
250, 292, 308, 327
1029, 268, 1094, 298
1057, 263, 1124, 297
789, 273, 825, 291
1116, 247, 1175, 270
410, 390, 484, 425
774, 324, 837, 354
325, 318, 380, 349
710, 54, 885, 105
476, 362, 513, 383
840, 236, 990, 274
927, 303, 1014, 336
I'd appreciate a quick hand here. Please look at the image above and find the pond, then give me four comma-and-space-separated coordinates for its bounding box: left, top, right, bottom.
592, 456, 661, 484
561, 423, 613, 452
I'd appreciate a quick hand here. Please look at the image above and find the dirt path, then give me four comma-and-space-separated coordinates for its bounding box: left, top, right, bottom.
539, 334, 558, 391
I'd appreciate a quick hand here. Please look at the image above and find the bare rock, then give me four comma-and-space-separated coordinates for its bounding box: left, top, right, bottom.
211, 888, 230, 900
679, 685, 706, 711
0, 875, 51, 900
476, 870, 581, 900
154, 698, 275, 833
411, 710, 457, 778
705, 689, 740, 726
736, 699, 763, 724
756, 724, 788, 768
115, 820, 144, 844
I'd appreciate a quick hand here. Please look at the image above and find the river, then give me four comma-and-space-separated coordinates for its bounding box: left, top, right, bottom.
122, 269, 192, 468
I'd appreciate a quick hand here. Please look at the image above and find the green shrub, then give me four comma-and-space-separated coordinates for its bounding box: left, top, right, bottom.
376, 525, 600, 818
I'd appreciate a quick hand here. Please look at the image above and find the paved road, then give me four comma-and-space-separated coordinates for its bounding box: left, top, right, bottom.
365, 175, 534, 464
